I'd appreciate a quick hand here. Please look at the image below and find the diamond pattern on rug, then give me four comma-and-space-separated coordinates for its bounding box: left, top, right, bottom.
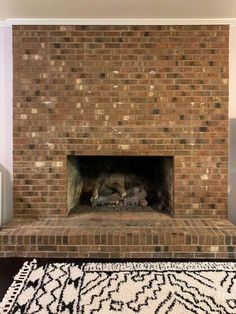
0, 261, 236, 313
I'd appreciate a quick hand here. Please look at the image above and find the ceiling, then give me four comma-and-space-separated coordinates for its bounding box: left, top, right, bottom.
0, 0, 236, 20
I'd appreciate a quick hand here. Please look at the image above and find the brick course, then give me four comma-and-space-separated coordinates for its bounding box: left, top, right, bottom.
1, 212, 236, 259
13, 25, 229, 218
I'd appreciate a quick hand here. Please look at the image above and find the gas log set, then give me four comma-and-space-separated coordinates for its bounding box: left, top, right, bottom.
91, 173, 151, 207
67, 156, 173, 214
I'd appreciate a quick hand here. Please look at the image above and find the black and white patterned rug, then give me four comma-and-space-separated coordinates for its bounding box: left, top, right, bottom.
1, 260, 236, 313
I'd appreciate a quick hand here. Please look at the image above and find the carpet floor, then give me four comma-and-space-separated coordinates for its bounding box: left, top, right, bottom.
0, 260, 236, 313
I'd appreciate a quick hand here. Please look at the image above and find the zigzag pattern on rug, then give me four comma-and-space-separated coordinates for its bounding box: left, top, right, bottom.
0, 261, 236, 313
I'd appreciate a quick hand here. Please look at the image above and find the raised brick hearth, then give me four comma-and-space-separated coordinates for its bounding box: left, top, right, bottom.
1, 213, 236, 258
4, 24, 233, 258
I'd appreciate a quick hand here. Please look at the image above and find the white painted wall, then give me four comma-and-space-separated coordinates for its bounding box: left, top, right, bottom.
229, 25, 236, 224
0, 25, 13, 225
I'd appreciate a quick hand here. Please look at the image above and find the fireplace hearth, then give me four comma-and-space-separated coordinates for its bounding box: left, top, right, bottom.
67, 156, 173, 214
0, 24, 233, 260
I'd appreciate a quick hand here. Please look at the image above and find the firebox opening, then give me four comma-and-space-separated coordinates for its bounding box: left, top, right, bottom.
67, 156, 173, 215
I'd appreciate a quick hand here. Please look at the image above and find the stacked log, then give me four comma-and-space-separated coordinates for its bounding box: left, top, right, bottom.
90, 172, 148, 207
124, 187, 148, 207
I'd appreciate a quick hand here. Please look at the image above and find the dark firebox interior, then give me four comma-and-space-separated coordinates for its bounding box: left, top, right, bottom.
67, 156, 173, 214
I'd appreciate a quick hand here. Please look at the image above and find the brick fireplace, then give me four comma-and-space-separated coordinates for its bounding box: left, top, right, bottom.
13, 25, 228, 219
1, 24, 233, 259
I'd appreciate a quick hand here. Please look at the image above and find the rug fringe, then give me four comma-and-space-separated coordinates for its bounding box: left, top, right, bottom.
0, 259, 37, 313
85, 261, 236, 272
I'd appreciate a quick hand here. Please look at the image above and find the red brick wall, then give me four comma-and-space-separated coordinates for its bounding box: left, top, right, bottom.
13, 25, 229, 218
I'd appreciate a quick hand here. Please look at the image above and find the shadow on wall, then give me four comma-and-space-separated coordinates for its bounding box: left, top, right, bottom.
0, 164, 13, 225
229, 118, 236, 225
